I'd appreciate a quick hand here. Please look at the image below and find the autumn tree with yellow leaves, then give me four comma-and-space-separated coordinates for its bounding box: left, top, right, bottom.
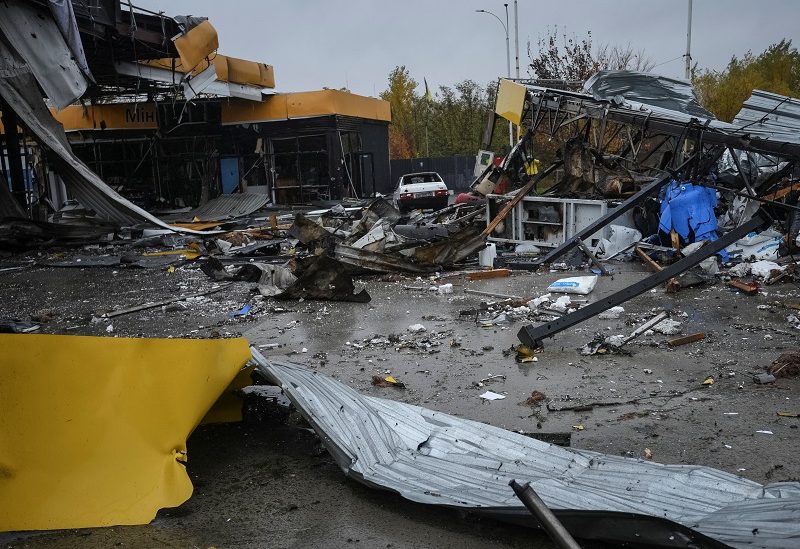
694, 39, 800, 121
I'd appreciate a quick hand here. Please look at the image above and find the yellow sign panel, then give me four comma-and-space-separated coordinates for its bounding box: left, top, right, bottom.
495, 79, 527, 126
0, 334, 251, 531
173, 20, 219, 71
52, 103, 158, 132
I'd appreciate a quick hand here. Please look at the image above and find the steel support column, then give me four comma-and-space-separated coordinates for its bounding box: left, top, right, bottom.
1, 103, 27, 209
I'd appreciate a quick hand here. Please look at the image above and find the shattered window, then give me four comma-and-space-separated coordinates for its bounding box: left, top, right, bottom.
298, 135, 329, 199
272, 137, 299, 188
270, 135, 330, 201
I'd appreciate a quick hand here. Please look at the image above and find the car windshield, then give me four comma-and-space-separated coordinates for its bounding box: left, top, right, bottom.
402, 173, 441, 184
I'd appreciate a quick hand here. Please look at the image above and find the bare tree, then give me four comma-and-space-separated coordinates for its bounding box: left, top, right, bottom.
528, 28, 655, 83
527, 27, 603, 82
597, 43, 656, 72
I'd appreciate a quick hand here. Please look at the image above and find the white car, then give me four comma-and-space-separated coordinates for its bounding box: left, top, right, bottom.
392, 172, 449, 212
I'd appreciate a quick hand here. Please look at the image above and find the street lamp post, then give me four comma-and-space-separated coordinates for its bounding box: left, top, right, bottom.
476, 6, 513, 147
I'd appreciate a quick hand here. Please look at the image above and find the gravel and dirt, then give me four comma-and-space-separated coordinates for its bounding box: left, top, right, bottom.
2, 252, 799, 548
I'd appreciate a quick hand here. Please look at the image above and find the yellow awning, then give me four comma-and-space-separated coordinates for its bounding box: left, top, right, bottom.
0, 334, 251, 531
222, 89, 391, 125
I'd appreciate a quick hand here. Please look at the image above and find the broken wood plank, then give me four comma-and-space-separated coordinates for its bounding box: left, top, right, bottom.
103, 284, 232, 318
481, 161, 562, 238
466, 269, 512, 281
670, 230, 681, 251
763, 182, 800, 201
727, 280, 759, 295
667, 332, 706, 347
635, 245, 663, 272
636, 246, 682, 292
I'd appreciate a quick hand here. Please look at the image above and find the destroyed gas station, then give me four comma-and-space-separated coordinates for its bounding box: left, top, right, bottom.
2, 1, 800, 548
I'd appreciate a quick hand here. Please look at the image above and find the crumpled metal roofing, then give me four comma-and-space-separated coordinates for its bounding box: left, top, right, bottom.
178, 194, 269, 222
0, 0, 88, 109
0, 3, 216, 234
0, 51, 210, 234
536, 72, 800, 147
584, 70, 715, 119
732, 90, 800, 145
254, 353, 800, 549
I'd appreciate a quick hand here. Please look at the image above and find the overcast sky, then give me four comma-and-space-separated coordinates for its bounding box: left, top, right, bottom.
136, 0, 799, 98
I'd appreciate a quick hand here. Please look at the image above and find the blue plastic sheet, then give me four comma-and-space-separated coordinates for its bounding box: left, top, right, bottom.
659, 180, 728, 261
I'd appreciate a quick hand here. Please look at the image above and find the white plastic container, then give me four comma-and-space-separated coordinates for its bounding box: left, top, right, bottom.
478, 243, 497, 268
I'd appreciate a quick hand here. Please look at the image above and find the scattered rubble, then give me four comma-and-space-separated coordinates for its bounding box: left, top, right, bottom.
652, 318, 683, 336
769, 351, 800, 378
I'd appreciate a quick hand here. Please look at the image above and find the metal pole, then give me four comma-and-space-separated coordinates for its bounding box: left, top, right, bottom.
685, 0, 693, 80
504, 3, 513, 147
509, 480, 582, 549
504, 4, 511, 79
0, 103, 27, 210
475, 8, 513, 147
514, 0, 520, 79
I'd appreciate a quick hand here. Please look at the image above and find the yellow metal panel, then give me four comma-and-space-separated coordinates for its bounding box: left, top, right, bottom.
285, 90, 335, 118
221, 90, 390, 125
0, 334, 251, 531
221, 95, 289, 125
258, 63, 276, 89
173, 20, 219, 71
223, 56, 275, 88
495, 79, 527, 126
201, 365, 254, 424
51, 103, 158, 132
145, 54, 275, 89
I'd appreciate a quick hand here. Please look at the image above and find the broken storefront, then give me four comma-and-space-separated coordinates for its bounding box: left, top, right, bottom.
2, 2, 800, 547
52, 91, 390, 210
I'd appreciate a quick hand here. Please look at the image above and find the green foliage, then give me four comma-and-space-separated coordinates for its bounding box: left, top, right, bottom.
380, 66, 506, 159
693, 39, 800, 122
380, 66, 419, 159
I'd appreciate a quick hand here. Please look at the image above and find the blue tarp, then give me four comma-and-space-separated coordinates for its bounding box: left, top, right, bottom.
659, 180, 728, 261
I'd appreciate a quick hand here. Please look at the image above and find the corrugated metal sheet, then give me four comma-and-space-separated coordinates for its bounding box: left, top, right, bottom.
177, 194, 269, 222
584, 70, 715, 119
254, 353, 800, 549
732, 90, 800, 145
